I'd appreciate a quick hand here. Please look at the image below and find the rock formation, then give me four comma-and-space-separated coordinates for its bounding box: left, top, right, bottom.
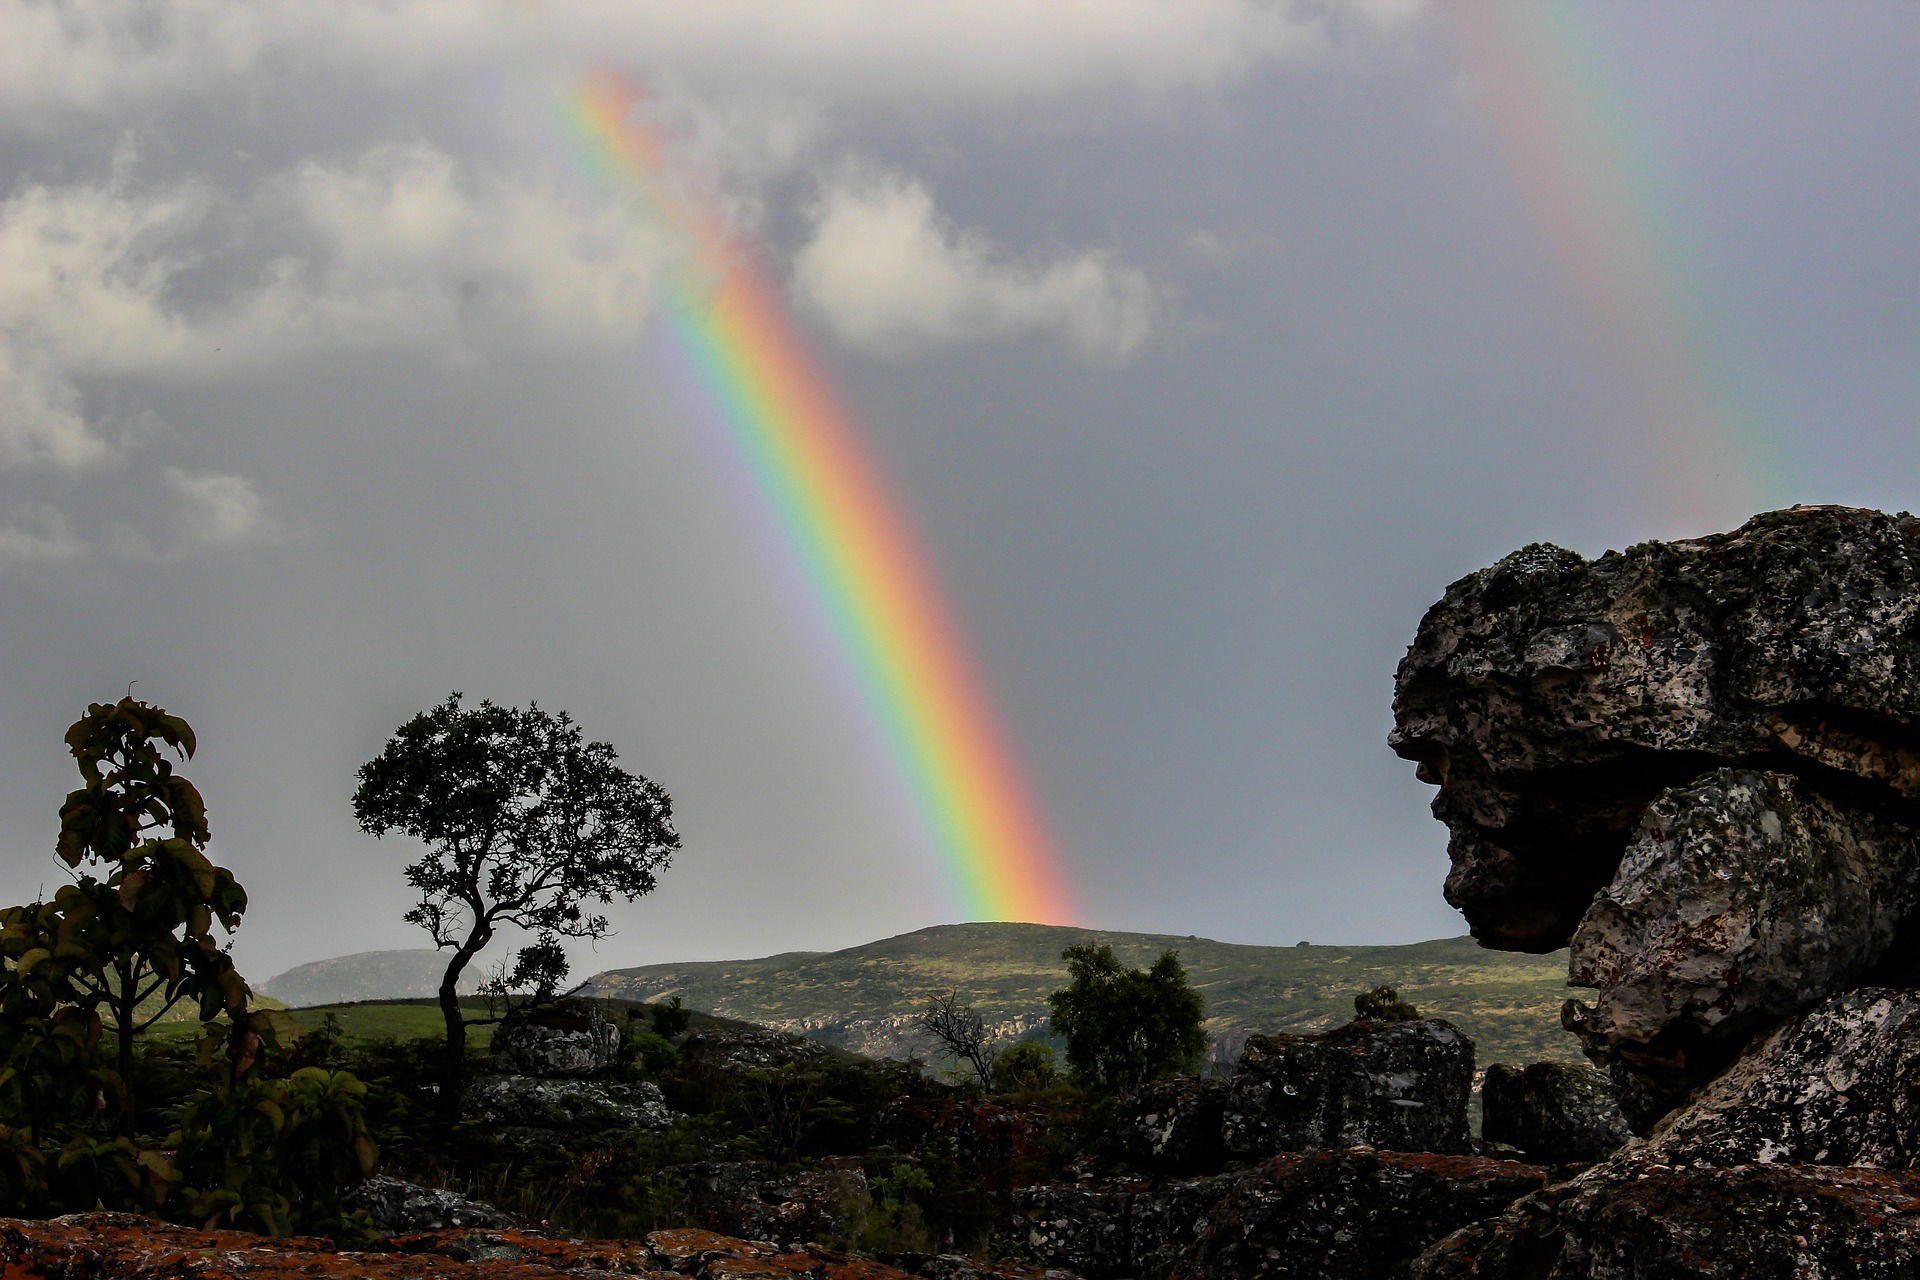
465, 1000, 676, 1140
1479, 1062, 1628, 1166
1391, 506, 1920, 1121
1104, 1017, 1476, 1175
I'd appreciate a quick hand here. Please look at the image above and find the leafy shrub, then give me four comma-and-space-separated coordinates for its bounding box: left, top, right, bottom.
1353, 986, 1422, 1021
989, 1042, 1060, 1094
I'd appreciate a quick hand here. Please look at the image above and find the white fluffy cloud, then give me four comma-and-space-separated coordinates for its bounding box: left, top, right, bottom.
793, 173, 1155, 363
0, 144, 679, 566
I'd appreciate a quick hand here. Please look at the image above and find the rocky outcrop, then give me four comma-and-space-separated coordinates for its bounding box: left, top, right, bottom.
1106, 1019, 1475, 1174
464, 1073, 675, 1134
661, 1162, 870, 1249
1642, 987, 1920, 1168
346, 1175, 518, 1234
490, 1002, 624, 1078
1479, 1063, 1628, 1166
0, 1213, 1051, 1280
1413, 1156, 1920, 1280
1007, 1151, 1547, 1280
1390, 506, 1920, 1120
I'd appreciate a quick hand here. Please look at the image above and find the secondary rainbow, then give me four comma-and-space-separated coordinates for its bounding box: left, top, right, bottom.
1446, 4, 1791, 526
568, 70, 1074, 925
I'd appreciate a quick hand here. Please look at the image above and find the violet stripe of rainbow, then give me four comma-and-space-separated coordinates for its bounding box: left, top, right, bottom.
571, 71, 1074, 925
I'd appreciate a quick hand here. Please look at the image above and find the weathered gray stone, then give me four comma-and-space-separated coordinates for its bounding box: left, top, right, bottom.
1104, 1019, 1475, 1175
1008, 1152, 1546, 1280
1561, 768, 1920, 1123
1644, 987, 1920, 1169
1413, 1155, 1920, 1280
344, 1174, 517, 1233
1480, 1062, 1628, 1166
1390, 506, 1920, 952
1390, 506, 1920, 1122
489, 1002, 623, 1078
463, 1073, 675, 1131
1228, 1019, 1476, 1157
661, 1161, 869, 1248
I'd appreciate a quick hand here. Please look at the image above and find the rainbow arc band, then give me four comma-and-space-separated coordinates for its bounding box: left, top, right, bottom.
570, 71, 1073, 925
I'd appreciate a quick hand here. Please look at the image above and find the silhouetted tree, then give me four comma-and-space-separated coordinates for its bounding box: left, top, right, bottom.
2, 697, 257, 1126
352, 693, 678, 1114
1047, 944, 1207, 1090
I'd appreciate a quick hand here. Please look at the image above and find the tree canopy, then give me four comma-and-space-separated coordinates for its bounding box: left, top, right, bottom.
352, 693, 679, 1108
1046, 944, 1207, 1091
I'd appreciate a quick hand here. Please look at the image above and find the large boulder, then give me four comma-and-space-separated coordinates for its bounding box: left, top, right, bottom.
1007, 1152, 1547, 1280
1390, 506, 1920, 1120
1643, 987, 1920, 1169
1561, 767, 1920, 1124
1480, 1062, 1628, 1166
1413, 1156, 1920, 1280
1390, 506, 1920, 950
489, 1001, 623, 1078
1107, 1018, 1475, 1173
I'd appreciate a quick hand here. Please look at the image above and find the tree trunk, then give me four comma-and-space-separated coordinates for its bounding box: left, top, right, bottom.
116, 961, 137, 1134
437, 926, 490, 1122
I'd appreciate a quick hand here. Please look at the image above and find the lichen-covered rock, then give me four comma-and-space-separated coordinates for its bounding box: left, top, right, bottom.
1643, 987, 1920, 1169
1179, 1152, 1548, 1280
1104, 1019, 1475, 1174
663, 1161, 870, 1249
877, 1097, 1052, 1191
1480, 1062, 1628, 1166
1228, 1018, 1476, 1157
1390, 506, 1920, 952
346, 1175, 518, 1233
464, 1073, 676, 1132
1560, 768, 1920, 1125
1413, 1155, 1920, 1279
489, 1001, 623, 1078
1006, 1152, 1546, 1280
1390, 506, 1920, 1121
1007, 1185, 1134, 1280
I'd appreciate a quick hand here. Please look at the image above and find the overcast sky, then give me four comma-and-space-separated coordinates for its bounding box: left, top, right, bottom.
5, 2, 1919, 983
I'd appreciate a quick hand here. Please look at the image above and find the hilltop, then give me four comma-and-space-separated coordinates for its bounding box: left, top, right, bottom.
585, 922, 1581, 1068
257, 948, 481, 1006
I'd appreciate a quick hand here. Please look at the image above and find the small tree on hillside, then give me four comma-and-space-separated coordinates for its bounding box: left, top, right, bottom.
1047, 944, 1207, 1091
352, 693, 679, 1113
920, 989, 993, 1088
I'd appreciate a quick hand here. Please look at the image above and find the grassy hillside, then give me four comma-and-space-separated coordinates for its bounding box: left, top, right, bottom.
587, 923, 1583, 1068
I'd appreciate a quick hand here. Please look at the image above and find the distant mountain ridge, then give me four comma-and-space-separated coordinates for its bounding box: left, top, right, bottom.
259, 949, 480, 1006
585, 922, 1583, 1068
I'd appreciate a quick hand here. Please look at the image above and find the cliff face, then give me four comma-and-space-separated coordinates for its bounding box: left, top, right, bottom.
1392, 506, 1920, 1276
1391, 505, 1920, 1122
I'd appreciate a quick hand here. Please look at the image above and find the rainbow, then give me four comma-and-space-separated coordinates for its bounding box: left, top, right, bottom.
1446, 4, 1791, 527
568, 71, 1073, 924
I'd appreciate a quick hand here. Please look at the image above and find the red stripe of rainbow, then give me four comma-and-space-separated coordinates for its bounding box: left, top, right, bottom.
570, 71, 1074, 924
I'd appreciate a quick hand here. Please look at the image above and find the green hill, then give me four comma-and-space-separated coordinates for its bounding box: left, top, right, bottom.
586, 923, 1583, 1069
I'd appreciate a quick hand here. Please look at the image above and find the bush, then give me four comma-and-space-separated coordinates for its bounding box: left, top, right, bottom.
989, 1042, 1060, 1093
1353, 986, 1421, 1021
1047, 945, 1207, 1091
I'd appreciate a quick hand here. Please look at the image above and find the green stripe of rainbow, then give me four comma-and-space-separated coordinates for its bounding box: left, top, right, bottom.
570, 71, 1074, 924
